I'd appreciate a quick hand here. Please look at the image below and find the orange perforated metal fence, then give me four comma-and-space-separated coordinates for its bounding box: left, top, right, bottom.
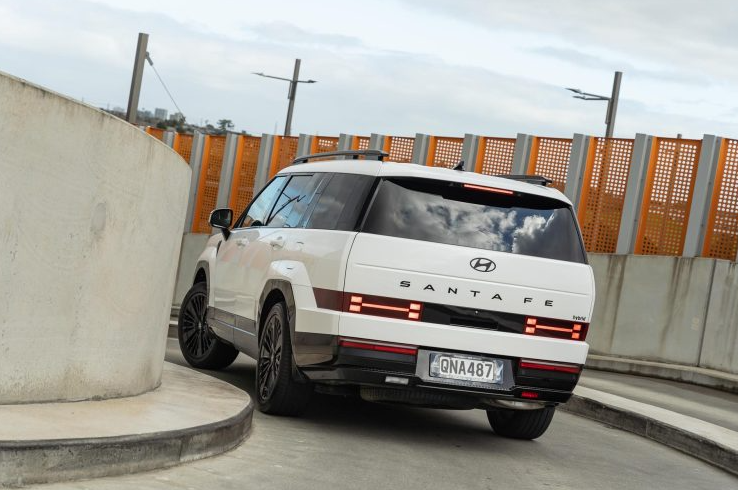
145, 126, 165, 140
703, 138, 738, 260
578, 138, 635, 253
228, 136, 261, 216
426, 136, 464, 168
635, 137, 702, 256
354, 136, 370, 151
527, 137, 572, 192
192, 135, 226, 233
173, 133, 193, 163
312, 136, 339, 153
475, 137, 516, 175
384, 136, 415, 163
270, 136, 299, 177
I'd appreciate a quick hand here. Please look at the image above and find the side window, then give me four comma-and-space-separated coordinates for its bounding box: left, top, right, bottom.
304, 173, 375, 231
237, 176, 286, 228
266, 174, 323, 228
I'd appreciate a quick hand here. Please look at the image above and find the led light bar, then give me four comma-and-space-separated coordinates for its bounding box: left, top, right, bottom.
339, 337, 418, 356
463, 183, 514, 195
524, 317, 588, 341
519, 359, 582, 374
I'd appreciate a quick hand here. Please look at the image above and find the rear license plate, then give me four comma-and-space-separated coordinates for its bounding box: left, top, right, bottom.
429, 353, 503, 385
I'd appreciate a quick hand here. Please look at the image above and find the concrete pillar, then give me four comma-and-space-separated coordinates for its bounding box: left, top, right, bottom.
565, 133, 592, 210
184, 131, 205, 233
296, 133, 314, 158
512, 133, 533, 175
461, 133, 480, 172
338, 133, 354, 151
411, 133, 431, 165
368, 133, 386, 151
162, 130, 176, 148
683, 135, 722, 257
616, 133, 653, 254
254, 134, 275, 194
215, 132, 239, 210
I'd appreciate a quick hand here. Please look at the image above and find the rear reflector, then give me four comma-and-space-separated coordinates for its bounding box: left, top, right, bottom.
339, 337, 418, 356
519, 359, 581, 374
520, 391, 539, 399
463, 183, 514, 195
524, 316, 589, 341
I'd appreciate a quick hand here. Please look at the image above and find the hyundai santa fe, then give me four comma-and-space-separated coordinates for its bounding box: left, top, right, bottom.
178, 149, 595, 439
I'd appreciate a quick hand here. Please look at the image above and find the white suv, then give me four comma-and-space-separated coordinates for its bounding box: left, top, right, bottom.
178, 150, 595, 439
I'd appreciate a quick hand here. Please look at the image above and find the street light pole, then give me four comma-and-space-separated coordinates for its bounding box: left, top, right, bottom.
605, 71, 622, 138
126, 32, 149, 124
253, 59, 316, 137
284, 59, 301, 137
566, 70, 623, 138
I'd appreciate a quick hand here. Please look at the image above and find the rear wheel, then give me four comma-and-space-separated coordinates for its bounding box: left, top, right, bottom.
487, 406, 555, 440
178, 282, 239, 370
256, 301, 312, 415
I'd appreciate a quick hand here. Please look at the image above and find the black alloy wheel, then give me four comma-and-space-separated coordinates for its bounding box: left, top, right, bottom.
178, 282, 239, 370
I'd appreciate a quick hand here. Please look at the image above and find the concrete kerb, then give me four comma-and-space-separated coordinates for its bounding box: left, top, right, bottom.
562, 386, 738, 477
586, 355, 738, 394
0, 364, 254, 487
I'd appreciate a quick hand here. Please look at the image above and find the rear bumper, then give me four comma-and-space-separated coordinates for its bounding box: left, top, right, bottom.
301, 342, 580, 407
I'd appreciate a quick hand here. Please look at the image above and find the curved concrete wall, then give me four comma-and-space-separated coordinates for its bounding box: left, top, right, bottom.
0, 72, 191, 403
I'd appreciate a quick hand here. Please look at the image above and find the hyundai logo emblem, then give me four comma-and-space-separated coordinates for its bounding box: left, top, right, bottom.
470, 257, 496, 273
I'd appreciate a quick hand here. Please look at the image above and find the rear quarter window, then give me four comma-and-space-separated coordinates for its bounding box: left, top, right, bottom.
361, 178, 586, 263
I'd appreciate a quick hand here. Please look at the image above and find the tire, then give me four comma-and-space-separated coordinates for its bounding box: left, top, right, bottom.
486, 406, 555, 440
256, 301, 312, 416
178, 282, 239, 370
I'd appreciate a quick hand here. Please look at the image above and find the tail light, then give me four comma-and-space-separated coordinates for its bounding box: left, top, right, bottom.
345, 294, 423, 322
524, 316, 588, 341
519, 359, 582, 374
463, 183, 514, 195
338, 337, 417, 356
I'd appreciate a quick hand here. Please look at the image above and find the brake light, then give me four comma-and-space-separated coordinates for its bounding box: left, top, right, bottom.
346, 294, 423, 322
519, 359, 581, 374
463, 183, 514, 195
339, 337, 418, 356
524, 317, 588, 341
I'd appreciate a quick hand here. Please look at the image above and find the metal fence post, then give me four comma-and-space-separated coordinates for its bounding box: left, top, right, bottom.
369, 133, 386, 151
411, 133, 431, 165
215, 133, 239, 210
338, 133, 354, 151
162, 130, 175, 148
461, 134, 480, 172
184, 131, 206, 233
565, 134, 592, 210
616, 133, 653, 254
254, 134, 275, 194
296, 133, 313, 157
512, 133, 533, 175
683, 135, 722, 257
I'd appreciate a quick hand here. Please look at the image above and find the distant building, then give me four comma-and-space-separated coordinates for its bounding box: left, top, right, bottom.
171, 112, 185, 123
154, 108, 168, 120
137, 109, 153, 119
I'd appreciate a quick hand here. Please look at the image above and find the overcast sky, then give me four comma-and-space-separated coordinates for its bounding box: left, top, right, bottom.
1, 0, 736, 139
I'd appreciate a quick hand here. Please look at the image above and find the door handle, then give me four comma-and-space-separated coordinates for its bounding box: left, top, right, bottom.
236, 238, 248, 247
269, 236, 285, 249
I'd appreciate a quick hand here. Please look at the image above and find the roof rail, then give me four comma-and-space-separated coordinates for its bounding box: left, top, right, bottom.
292, 149, 389, 165
495, 174, 553, 187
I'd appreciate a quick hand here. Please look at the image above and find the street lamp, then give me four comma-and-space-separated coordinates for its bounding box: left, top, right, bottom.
567, 71, 622, 138
253, 59, 316, 137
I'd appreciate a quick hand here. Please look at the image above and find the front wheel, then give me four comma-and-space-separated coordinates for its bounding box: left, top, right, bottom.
256, 301, 312, 416
487, 406, 555, 440
178, 282, 239, 370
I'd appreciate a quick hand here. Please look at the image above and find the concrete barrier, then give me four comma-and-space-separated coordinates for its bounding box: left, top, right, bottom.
0, 71, 191, 403
588, 254, 738, 376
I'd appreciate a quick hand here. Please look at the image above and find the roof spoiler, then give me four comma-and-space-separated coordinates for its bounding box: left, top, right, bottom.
495, 174, 553, 187
292, 149, 388, 165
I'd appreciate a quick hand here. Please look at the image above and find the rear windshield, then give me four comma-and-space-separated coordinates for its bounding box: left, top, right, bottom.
362, 178, 586, 263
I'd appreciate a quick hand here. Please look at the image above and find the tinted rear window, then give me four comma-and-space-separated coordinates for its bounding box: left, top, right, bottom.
304, 173, 375, 231
362, 178, 586, 263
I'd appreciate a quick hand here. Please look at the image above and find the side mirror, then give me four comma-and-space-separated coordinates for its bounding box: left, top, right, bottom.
209, 208, 233, 239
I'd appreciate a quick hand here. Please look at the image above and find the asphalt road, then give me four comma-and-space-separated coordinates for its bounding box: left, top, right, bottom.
36, 339, 737, 490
